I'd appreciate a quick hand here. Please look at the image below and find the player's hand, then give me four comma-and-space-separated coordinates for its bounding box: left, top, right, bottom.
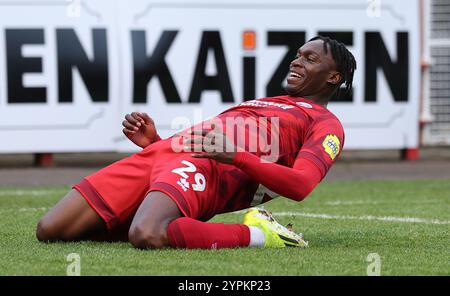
122, 112, 158, 149
183, 121, 237, 164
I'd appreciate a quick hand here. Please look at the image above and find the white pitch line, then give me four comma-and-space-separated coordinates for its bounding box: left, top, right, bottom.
2, 206, 449, 225
322, 200, 440, 206
18, 207, 49, 212
323, 200, 381, 206
0, 207, 49, 213
0, 190, 63, 197
268, 212, 450, 225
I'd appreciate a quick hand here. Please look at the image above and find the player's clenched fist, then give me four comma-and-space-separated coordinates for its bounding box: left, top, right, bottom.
122, 112, 159, 148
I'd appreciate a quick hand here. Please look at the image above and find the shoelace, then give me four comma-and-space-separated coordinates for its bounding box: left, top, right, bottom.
254, 209, 305, 240
269, 217, 303, 240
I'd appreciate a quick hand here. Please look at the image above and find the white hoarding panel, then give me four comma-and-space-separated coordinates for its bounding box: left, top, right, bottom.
0, 0, 420, 153
0, 0, 120, 152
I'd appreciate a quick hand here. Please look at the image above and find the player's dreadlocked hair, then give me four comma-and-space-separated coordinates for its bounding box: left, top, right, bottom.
308, 36, 357, 96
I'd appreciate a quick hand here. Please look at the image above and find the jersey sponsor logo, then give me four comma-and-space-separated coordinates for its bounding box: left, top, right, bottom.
322, 134, 340, 160
238, 100, 294, 110
296, 102, 313, 109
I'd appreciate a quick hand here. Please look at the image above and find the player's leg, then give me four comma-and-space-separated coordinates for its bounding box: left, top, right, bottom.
128, 191, 251, 250
36, 189, 106, 242
127, 191, 306, 249
166, 217, 251, 249
168, 208, 309, 249
36, 141, 165, 242
135, 156, 307, 249
131, 155, 254, 249
128, 191, 182, 249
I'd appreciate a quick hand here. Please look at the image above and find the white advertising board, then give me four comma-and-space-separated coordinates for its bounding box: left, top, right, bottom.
0, 0, 420, 153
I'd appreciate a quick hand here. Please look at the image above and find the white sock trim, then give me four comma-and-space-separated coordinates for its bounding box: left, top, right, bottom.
248, 226, 265, 248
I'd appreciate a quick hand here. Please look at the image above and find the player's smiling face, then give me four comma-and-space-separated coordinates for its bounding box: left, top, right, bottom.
285, 40, 340, 98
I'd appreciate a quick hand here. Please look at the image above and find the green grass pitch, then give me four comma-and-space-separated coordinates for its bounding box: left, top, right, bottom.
0, 180, 449, 275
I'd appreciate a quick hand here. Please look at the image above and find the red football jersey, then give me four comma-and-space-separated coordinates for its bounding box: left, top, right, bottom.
189, 95, 345, 217
217, 95, 344, 177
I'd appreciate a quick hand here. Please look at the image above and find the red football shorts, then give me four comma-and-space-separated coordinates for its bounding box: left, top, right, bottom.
73, 139, 257, 230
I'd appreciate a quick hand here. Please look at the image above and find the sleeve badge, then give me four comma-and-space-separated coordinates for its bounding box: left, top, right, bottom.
322, 134, 341, 160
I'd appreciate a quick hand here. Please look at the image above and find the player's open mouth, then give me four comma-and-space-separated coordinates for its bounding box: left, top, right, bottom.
288, 71, 303, 79
287, 71, 304, 85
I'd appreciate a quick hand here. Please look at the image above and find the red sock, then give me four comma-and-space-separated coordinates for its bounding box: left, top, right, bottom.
167, 217, 250, 249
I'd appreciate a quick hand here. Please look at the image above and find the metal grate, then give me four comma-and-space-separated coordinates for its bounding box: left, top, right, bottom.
424, 0, 450, 144
431, 0, 450, 38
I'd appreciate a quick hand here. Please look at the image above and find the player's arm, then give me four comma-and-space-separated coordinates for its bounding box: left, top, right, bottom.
232, 124, 344, 201
191, 144, 322, 201
188, 119, 343, 201
232, 152, 322, 201
122, 112, 161, 149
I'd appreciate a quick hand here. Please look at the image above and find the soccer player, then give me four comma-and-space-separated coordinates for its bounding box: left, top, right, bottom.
36, 36, 356, 249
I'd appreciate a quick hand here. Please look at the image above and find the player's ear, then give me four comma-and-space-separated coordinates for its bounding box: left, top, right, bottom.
327, 71, 342, 86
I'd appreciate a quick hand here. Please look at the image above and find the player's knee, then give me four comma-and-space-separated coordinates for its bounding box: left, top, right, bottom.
128, 224, 168, 249
36, 218, 58, 242
36, 217, 72, 242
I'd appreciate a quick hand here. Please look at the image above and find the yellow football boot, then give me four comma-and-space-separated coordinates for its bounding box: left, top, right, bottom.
243, 208, 308, 248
